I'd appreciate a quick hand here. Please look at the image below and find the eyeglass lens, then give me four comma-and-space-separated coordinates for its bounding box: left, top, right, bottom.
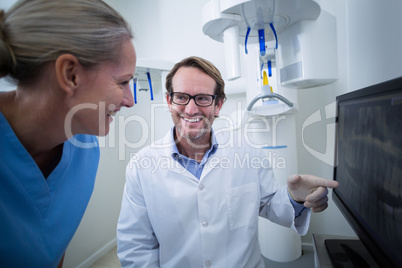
172, 93, 214, 107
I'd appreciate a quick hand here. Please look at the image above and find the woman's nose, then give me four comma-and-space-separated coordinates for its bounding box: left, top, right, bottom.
122, 86, 134, 108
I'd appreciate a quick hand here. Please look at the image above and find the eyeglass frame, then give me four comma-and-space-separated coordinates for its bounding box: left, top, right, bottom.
169, 92, 218, 107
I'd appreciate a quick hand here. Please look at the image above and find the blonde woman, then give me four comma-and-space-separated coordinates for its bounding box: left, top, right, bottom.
0, 0, 136, 267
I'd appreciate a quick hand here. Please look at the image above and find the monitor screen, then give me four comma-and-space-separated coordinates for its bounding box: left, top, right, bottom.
333, 77, 402, 267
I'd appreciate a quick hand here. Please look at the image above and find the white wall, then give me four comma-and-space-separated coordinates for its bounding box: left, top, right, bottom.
0, 0, 15, 11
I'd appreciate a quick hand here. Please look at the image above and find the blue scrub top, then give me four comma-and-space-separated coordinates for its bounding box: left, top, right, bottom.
0, 112, 100, 267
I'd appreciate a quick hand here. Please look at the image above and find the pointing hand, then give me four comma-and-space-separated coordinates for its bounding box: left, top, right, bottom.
287, 174, 339, 212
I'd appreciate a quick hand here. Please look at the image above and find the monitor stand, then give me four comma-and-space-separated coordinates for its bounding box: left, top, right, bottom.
324, 239, 376, 268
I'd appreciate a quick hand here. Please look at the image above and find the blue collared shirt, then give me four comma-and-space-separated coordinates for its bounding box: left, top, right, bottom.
171, 128, 218, 180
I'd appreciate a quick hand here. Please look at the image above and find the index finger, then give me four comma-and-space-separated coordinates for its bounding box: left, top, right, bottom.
319, 179, 339, 189
303, 174, 340, 189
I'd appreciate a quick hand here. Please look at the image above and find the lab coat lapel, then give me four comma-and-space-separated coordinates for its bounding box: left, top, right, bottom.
199, 143, 225, 182
160, 130, 198, 182
199, 129, 234, 182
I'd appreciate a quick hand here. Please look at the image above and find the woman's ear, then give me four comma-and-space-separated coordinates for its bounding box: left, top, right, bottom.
55, 54, 81, 97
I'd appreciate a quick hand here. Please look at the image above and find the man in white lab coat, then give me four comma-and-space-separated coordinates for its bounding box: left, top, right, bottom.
117, 56, 338, 267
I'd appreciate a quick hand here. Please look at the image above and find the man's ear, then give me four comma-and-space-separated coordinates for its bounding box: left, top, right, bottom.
166, 93, 172, 109
214, 97, 224, 116
55, 54, 81, 97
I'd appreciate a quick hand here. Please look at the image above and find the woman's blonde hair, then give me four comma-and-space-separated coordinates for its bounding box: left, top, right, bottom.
0, 0, 133, 84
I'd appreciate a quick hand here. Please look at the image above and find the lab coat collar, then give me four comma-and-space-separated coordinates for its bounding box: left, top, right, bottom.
168, 127, 218, 157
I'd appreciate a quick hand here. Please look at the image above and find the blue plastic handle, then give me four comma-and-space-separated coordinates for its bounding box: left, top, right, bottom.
133, 78, 137, 104
258, 28, 266, 56
245, 27, 251, 54
268, 60, 272, 77
270, 23, 278, 49
146, 72, 154, 101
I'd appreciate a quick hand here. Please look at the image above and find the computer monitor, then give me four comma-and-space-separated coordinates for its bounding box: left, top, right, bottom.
331, 77, 402, 267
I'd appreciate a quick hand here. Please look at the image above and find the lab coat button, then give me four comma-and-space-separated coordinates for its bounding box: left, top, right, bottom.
199, 184, 204, 190
205, 260, 211, 267
202, 221, 208, 227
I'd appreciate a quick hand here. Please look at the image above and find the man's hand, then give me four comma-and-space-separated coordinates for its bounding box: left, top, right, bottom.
287, 174, 339, 213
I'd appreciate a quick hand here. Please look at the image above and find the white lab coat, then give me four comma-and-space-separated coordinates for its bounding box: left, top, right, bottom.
117, 129, 311, 267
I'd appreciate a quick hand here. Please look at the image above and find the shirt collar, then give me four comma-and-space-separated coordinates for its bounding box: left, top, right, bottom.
170, 127, 218, 159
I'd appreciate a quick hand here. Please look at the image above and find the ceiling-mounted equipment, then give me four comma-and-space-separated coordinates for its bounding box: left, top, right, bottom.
202, 0, 337, 89
202, 0, 321, 81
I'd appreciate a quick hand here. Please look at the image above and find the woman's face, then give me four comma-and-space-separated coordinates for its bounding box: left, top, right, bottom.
68, 40, 136, 136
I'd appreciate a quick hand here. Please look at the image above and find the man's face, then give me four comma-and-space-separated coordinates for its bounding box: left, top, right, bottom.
167, 66, 223, 144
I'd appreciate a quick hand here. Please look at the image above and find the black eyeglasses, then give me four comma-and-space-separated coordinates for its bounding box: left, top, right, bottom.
170, 92, 217, 107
